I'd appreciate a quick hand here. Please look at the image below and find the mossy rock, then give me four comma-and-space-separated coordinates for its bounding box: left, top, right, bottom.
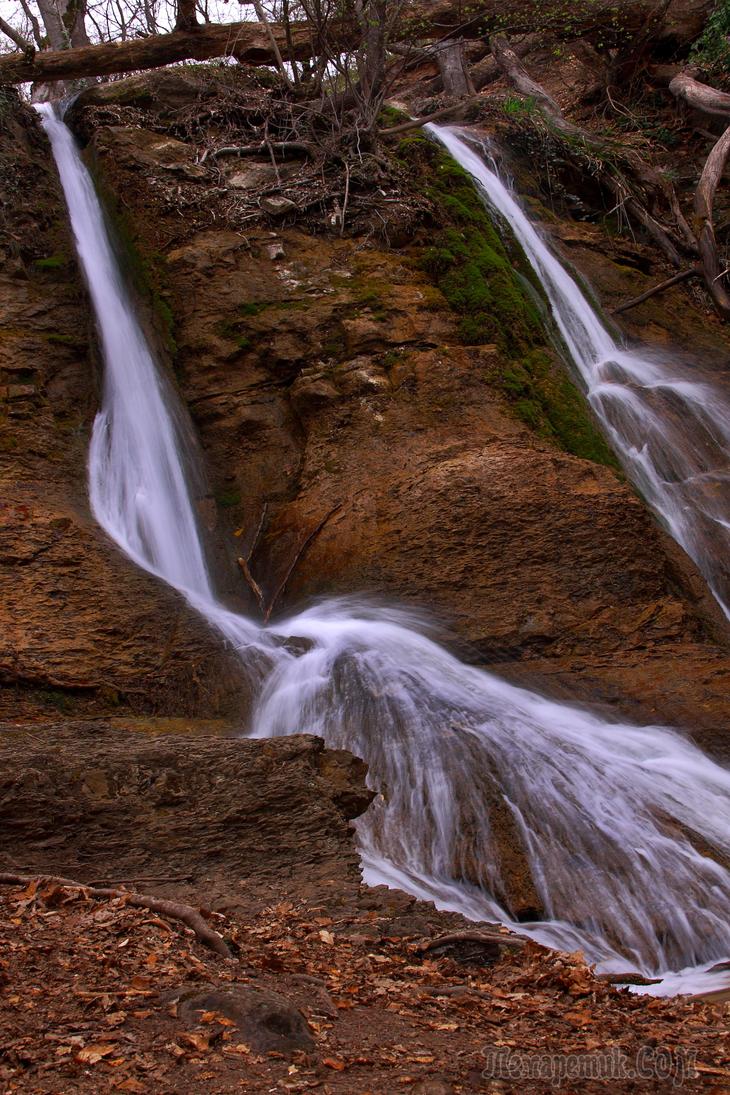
399, 139, 616, 467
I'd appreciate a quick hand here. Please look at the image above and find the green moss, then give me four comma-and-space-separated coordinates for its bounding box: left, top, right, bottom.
39, 688, 75, 714
34, 253, 67, 270
215, 487, 241, 508
503, 350, 616, 464
45, 332, 80, 346
238, 301, 265, 317
410, 148, 544, 356
398, 139, 616, 466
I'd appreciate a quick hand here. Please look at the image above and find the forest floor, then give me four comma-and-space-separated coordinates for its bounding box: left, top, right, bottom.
1, 877, 729, 1094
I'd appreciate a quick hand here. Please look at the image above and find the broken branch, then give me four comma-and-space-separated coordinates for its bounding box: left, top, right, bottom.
0, 873, 231, 958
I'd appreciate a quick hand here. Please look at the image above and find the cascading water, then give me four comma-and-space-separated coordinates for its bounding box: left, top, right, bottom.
429, 125, 730, 620
37, 102, 730, 994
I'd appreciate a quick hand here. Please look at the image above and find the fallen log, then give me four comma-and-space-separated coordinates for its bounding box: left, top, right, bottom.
0, 0, 713, 86
0, 18, 349, 84
0, 873, 232, 958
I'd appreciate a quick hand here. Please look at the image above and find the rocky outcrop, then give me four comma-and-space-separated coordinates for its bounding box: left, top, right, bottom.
0, 722, 372, 911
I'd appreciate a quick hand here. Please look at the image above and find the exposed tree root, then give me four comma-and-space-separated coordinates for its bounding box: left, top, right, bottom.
694, 124, 730, 319
420, 929, 528, 952
669, 71, 730, 119
0, 873, 232, 958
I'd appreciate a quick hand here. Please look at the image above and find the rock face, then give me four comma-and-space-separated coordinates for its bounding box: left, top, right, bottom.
0, 723, 372, 909
0, 95, 246, 720
62, 72, 730, 748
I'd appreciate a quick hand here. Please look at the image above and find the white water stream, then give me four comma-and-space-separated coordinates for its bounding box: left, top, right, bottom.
430, 125, 730, 620
37, 104, 730, 995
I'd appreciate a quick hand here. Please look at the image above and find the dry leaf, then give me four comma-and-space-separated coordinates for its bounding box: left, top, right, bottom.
76, 1043, 116, 1064
323, 1057, 346, 1071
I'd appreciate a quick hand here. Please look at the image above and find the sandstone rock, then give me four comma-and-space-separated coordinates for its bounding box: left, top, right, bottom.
0, 725, 370, 910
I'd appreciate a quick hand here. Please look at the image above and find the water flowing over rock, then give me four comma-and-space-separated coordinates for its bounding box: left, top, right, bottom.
34, 101, 730, 993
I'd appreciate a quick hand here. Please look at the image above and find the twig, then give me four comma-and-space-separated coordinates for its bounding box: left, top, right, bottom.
246, 502, 268, 561
340, 162, 350, 237
210, 141, 312, 160
612, 267, 699, 314
0, 873, 231, 958
264, 504, 342, 622
237, 555, 266, 615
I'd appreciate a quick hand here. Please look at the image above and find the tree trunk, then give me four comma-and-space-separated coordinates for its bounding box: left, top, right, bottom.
0, 18, 337, 84
694, 124, 730, 318
175, 0, 198, 32
36, 0, 89, 50
435, 39, 474, 98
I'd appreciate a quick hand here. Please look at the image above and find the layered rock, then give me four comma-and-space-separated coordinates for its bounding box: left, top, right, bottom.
62, 72, 730, 749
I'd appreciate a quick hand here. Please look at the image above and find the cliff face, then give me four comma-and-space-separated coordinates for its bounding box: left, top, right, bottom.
0, 68, 728, 738
10, 68, 719, 741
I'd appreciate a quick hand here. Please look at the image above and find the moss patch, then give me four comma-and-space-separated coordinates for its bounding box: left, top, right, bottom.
401, 140, 616, 466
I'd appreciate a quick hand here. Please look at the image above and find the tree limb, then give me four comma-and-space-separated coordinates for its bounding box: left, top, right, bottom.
612, 267, 700, 314
0, 873, 231, 958
0, 15, 32, 52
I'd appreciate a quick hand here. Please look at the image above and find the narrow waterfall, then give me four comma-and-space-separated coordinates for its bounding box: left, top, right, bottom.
37, 102, 730, 994
429, 124, 730, 621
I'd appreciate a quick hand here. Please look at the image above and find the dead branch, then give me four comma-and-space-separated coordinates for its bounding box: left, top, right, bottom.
0, 15, 33, 52
694, 123, 730, 318
669, 71, 730, 119
380, 94, 481, 135
264, 504, 342, 622
612, 267, 700, 314
210, 141, 312, 159
491, 33, 689, 268
237, 555, 266, 615
420, 929, 528, 952
0, 873, 231, 958
252, 0, 293, 89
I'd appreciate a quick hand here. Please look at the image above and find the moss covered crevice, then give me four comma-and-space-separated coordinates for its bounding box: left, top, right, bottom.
400, 137, 616, 467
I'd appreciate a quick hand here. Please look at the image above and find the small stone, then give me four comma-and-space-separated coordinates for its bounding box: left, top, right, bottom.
266, 241, 286, 261
260, 195, 297, 216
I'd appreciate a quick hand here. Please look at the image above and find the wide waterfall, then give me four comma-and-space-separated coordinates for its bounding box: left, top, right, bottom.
430, 125, 730, 622
37, 102, 730, 994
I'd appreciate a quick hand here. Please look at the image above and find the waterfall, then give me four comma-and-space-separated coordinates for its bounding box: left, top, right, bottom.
429, 125, 730, 621
37, 102, 730, 994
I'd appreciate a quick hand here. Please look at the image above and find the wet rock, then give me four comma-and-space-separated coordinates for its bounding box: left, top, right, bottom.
170, 983, 314, 1054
